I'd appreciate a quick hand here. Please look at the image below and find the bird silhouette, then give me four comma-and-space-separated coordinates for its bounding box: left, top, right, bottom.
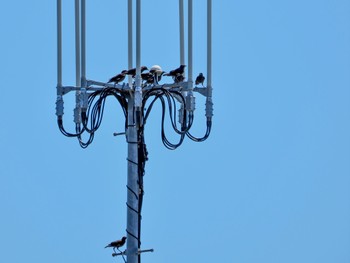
105, 236, 127, 250
174, 74, 185, 83
164, 65, 186, 77
108, 70, 127, 84
141, 72, 155, 85
195, 73, 205, 86
125, 66, 148, 77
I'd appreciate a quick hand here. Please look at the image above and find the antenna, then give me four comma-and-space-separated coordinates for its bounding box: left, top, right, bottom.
55, 1, 213, 263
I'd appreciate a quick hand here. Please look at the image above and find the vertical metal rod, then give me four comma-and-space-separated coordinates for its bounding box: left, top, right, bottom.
179, 0, 185, 66
128, 0, 133, 87
81, 0, 86, 85
134, 0, 142, 108
207, 0, 212, 96
57, 0, 62, 87
188, 0, 193, 85
75, 0, 81, 87
126, 97, 139, 263
205, 0, 213, 121
135, 0, 141, 88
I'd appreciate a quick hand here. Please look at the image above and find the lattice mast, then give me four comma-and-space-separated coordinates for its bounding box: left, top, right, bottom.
55, 1, 213, 263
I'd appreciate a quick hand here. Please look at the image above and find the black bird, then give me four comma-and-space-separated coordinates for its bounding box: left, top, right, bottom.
141, 72, 153, 81
195, 73, 205, 86
125, 66, 148, 77
174, 74, 185, 83
105, 236, 127, 250
140, 72, 154, 85
108, 70, 127, 84
164, 65, 186, 77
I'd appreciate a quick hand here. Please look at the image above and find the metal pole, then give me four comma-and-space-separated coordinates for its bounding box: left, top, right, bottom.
134, 0, 142, 107
81, 0, 86, 86
207, 0, 212, 95
57, 0, 62, 87
126, 96, 139, 263
75, 0, 81, 87
74, 0, 82, 124
179, 0, 185, 66
128, 0, 133, 87
188, 0, 193, 86
205, 0, 213, 121
135, 0, 141, 81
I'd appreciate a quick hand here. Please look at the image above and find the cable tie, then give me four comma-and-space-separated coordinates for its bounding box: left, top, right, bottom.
126, 203, 139, 214
126, 185, 139, 199
126, 140, 138, 144
126, 229, 139, 241
127, 158, 138, 166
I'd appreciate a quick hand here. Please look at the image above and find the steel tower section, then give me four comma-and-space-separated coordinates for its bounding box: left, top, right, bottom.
55, 1, 213, 263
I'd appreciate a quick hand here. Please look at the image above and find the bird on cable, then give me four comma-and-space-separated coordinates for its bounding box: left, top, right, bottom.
195, 73, 205, 86
108, 70, 127, 84
125, 66, 148, 78
105, 236, 127, 252
164, 64, 186, 77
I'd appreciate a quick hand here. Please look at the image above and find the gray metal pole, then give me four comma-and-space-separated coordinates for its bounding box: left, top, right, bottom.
205, 0, 213, 121
75, 0, 81, 87
128, 0, 133, 87
179, 0, 185, 66
126, 95, 139, 263
74, 0, 82, 124
207, 0, 212, 95
57, 0, 62, 87
81, 0, 86, 85
135, 0, 141, 77
188, 0, 193, 86
134, 0, 142, 107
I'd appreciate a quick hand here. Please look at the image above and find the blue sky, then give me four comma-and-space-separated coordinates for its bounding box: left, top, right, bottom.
0, 0, 350, 262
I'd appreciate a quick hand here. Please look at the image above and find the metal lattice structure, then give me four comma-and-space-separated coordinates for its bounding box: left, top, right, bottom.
55, 1, 212, 262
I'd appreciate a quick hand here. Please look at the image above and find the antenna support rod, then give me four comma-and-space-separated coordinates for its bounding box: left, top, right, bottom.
81, 0, 86, 85
188, 0, 193, 86
57, 0, 62, 88
179, 0, 185, 66
128, 0, 133, 87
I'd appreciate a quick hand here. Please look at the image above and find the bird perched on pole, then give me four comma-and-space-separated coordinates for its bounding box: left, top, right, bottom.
164, 65, 186, 83
174, 74, 185, 83
164, 65, 186, 77
125, 66, 148, 78
195, 73, 205, 86
105, 236, 127, 252
141, 72, 154, 85
108, 70, 127, 84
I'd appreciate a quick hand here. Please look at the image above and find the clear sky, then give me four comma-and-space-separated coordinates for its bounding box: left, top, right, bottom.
0, 1, 349, 263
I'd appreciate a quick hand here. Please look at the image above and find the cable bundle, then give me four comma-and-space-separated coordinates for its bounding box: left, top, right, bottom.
58, 86, 211, 149
58, 87, 127, 148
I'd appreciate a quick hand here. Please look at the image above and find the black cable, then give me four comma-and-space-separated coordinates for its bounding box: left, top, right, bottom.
58, 87, 128, 148
186, 115, 212, 142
